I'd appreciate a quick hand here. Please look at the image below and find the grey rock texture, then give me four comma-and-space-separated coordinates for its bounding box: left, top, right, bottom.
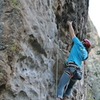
0, 0, 98, 100
86, 17, 100, 100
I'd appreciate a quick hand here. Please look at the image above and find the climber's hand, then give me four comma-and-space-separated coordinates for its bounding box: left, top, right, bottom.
67, 21, 72, 26
67, 21, 75, 38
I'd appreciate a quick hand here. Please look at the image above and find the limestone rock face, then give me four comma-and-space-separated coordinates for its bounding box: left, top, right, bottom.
0, 0, 90, 100
86, 17, 100, 100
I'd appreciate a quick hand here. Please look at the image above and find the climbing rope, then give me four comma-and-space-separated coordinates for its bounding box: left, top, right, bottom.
56, 39, 61, 97
55, 38, 60, 97
56, 53, 58, 97
55, 37, 68, 97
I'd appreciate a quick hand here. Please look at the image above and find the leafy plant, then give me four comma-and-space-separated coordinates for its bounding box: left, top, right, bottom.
96, 50, 100, 55
0, 72, 3, 75
94, 72, 98, 77
87, 89, 94, 100
10, 0, 20, 8
5, 43, 18, 50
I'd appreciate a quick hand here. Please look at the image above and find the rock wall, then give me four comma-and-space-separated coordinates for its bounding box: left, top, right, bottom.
0, 0, 90, 100
86, 17, 100, 100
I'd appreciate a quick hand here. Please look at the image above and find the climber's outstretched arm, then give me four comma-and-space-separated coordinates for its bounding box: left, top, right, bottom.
67, 21, 75, 39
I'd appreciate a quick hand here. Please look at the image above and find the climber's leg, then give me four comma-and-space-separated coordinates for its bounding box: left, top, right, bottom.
63, 79, 76, 98
56, 72, 70, 99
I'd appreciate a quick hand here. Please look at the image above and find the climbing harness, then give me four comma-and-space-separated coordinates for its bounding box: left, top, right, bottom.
65, 62, 82, 80
64, 70, 74, 78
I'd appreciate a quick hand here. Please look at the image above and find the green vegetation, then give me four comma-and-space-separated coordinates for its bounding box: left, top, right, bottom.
0, 72, 3, 75
93, 60, 98, 66
10, 0, 20, 8
5, 43, 18, 51
97, 37, 100, 47
87, 89, 94, 100
94, 72, 98, 77
96, 50, 100, 55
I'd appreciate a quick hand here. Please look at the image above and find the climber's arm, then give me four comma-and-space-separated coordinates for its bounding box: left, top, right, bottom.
67, 21, 75, 39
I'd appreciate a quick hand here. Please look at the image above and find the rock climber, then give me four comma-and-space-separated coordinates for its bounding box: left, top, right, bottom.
56, 21, 91, 100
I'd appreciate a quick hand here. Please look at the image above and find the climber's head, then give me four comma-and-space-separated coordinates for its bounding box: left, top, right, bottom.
82, 39, 91, 48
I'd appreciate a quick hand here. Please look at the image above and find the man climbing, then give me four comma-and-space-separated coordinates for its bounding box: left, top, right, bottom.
56, 21, 91, 100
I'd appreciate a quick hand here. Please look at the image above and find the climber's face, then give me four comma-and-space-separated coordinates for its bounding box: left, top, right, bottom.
82, 41, 85, 45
